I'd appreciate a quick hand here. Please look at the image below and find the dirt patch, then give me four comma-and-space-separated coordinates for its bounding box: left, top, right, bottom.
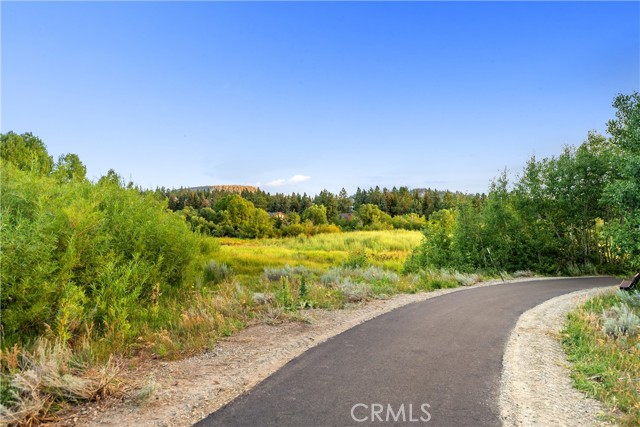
500, 286, 617, 427
54, 277, 565, 427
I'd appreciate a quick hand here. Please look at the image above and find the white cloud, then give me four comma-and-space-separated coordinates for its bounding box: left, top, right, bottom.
262, 175, 311, 188
290, 174, 310, 183
265, 178, 287, 187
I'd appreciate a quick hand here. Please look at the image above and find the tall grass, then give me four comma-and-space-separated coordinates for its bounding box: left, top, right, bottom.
262, 230, 423, 252
215, 230, 423, 277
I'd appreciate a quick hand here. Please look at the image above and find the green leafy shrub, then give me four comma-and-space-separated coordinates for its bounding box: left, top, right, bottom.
390, 213, 427, 231
299, 276, 309, 302
0, 160, 211, 349
342, 249, 369, 269
276, 278, 295, 310
405, 93, 640, 275
410, 269, 462, 291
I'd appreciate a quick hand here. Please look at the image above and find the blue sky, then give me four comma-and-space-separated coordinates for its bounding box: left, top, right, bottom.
2, 1, 639, 195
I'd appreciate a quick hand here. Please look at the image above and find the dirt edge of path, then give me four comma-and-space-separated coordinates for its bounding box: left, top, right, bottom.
60, 277, 588, 427
499, 285, 617, 427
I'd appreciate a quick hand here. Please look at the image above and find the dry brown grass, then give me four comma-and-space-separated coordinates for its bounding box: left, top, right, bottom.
0, 338, 121, 427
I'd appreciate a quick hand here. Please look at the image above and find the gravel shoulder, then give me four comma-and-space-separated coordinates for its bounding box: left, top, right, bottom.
58, 277, 606, 427
500, 286, 617, 427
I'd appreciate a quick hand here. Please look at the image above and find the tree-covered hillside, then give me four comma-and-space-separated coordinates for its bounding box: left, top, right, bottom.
159, 183, 482, 238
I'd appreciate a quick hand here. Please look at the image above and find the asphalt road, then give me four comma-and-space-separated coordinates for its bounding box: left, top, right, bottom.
195, 277, 617, 427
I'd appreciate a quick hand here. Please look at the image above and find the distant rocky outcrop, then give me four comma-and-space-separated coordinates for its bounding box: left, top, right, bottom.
189, 185, 259, 193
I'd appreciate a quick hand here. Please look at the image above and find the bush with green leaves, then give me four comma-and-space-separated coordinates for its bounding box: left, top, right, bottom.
302, 204, 328, 226
406, 93, 640, 275
409, 269, 477, 291
602, 93, 640, 269
0, 132, 53, 175
274, 278, 294, 310
342, 249, 370, 269
390, 213, 427, 231
1, 158, 212, 349
356, 204, 393, 230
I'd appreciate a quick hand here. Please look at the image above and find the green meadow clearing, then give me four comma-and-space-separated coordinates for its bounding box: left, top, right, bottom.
214, 230, 424, 278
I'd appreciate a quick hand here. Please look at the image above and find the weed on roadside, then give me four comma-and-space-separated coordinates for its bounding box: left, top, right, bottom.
562, 291, 640, 426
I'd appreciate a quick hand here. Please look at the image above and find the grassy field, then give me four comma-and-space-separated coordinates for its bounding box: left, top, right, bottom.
213, 230, 424, 278
206, 229, 484, 320
562, 291, 640, 426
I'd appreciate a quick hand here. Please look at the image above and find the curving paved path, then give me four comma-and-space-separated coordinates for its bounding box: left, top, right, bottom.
195, 277, 617, 427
